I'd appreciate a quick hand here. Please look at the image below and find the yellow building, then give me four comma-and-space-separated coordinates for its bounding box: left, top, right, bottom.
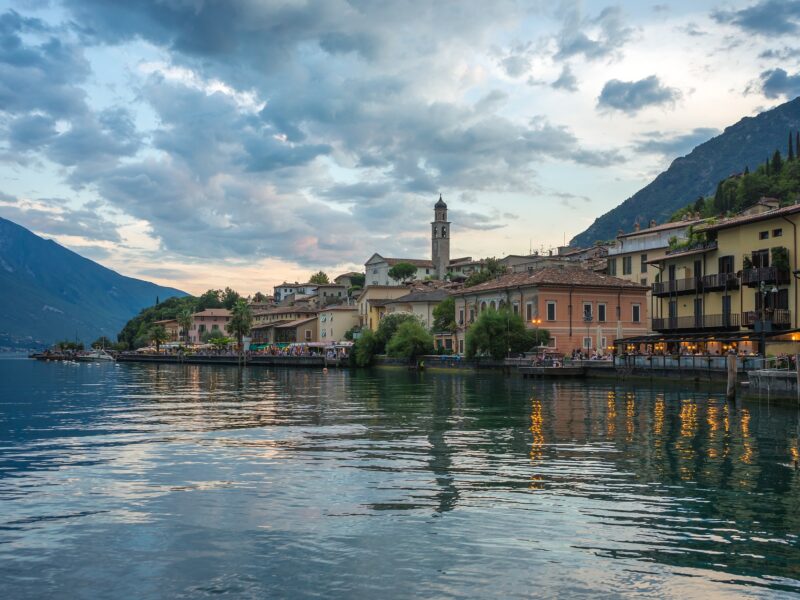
356, 285, 412, 331
639, 200, 800, 355
606, 218, 700, 331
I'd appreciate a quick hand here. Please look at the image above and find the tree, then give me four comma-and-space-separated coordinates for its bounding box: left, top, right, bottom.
198, 289, 223, 310
789, 132, 795, 161
374, 313, 419, 353
353, 329, 378, 367
465, 308, 547, 360
464, 257, 507, 288
252, 291, 268, 303
91, 336, 113, 349
226, 299, 254, 351
350, 273, 365, 288
177, 308, 193, 345
388, 262, 418, 283
432, 296, 456, 332
344, 326, 360, 341
772, 149, 783, 175
221, 287, 241, 309
386, 320, 434, 361
149, 325, 169, 352
309, 271, 330, 284
208, 335, 234, 349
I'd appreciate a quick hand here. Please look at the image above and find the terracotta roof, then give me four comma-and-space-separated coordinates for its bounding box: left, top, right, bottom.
334, 271, 361, 279
386, 289, 451, 303
153, 319, 177, 325
275, 316, 317, 329
320, 305, 358, 311
384, 257, 435, 268
251, 320, 291, 330
453, 266, 648, 295
616, 219, 703, 238
192, 309, 232, 317
696, 203, 800, 232
259, 306, 317, 316
368, 299, 394, 307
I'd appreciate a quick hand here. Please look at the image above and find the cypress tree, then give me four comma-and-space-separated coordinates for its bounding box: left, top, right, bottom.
772, 149, 783, 174
789, 132, 795, 160
714, 181, 725, 213
765, 157, 770, 176
744, 165, 750, 175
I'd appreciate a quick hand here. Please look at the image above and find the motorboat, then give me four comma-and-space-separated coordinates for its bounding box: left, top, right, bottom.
77, 348, 116, 362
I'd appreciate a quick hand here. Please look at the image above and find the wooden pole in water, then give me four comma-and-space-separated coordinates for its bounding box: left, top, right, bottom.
726, 353, 737, 400
795, 353, 800, 403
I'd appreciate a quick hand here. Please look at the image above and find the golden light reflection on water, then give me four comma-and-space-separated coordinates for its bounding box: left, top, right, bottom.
654, 396, 664, 437
741, 408, 754, 465
529, 396, 545, 490
606, 391, 616, 438
625, 392, 635, 443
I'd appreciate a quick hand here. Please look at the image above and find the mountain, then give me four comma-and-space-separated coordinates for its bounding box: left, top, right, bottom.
572, 97, 800, 248
0, 216, 187, 348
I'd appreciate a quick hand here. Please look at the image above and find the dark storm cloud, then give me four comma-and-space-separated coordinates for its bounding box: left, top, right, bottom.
597, 76, 680, 114
633, 128, 720, 157
712, 0, 800, 36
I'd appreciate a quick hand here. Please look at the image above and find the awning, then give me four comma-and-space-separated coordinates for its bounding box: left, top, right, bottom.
614, 329, 800, 345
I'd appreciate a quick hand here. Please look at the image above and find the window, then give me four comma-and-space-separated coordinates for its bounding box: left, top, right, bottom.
583, 303, 592, 321
752, 249, 769, 268
640, 254, 647, 273
459, 309, 464, 325
640, 277, 647, 286
546, 301, 556, 321
608, 258, 617, 276
372, 268, 378, 274
632, 304, 641, 323
622, 256, 632, 275
305, 330, 312, 341
773, 228, 783, 237
469, 308, 475, 322
719, 255, 734, 273
600, 337, 607, 349
759, 231, 769, 240
526, 303, 533, 320
459, 339, 464, 354
512, 303, 519, 315
426, 269, 430, 274
547, 337, 556, 348
598, 304, 607, 322
583, 336, 592, 349
480, 301, 487, 312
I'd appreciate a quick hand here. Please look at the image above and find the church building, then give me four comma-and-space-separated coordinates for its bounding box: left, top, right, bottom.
364, 195, 480, 286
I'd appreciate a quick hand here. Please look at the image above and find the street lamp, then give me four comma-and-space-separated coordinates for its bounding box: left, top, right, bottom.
531, 317, 542, 346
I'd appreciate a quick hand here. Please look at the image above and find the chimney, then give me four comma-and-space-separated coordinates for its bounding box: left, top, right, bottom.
649, 219, 656, 228
634, 221, 640, 232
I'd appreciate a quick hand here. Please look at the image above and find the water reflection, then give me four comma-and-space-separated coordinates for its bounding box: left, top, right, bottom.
2, 359, 800, 598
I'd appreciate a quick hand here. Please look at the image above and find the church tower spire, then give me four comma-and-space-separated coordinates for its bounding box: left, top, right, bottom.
431, 194, 450, 280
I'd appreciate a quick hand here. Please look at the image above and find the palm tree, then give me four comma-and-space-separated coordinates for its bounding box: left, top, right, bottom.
149, 325, 169, 353
226, 299, 254, 353
177, 308, 193, 346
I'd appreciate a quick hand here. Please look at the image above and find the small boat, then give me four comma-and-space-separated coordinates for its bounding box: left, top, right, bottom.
77, 348, 116, 362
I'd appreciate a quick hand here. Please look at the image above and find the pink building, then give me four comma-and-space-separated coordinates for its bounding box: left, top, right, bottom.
188, 309, 232, 343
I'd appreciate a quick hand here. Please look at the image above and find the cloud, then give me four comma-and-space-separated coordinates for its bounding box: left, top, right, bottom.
633, 128, 720, 157
759, 67, 800, 98
0, 193, 121, 242
712, 0, 800, 36
554, 5, 634, 61
759, 47, 800, 59
551, 65, 578, 91
597, 75, 681, 114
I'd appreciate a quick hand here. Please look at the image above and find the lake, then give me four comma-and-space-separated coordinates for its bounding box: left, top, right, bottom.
1, 357, 799, 598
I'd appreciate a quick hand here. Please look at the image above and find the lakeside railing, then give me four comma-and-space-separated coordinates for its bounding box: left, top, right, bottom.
614, 354, 765, 371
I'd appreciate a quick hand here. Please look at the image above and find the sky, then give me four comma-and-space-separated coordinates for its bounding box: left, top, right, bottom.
2, 0, 800, 296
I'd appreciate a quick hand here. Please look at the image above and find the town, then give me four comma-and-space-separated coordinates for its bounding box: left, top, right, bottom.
71, 190, 800, 392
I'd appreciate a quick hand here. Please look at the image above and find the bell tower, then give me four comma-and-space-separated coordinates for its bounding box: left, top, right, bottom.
431, 194, 450, 279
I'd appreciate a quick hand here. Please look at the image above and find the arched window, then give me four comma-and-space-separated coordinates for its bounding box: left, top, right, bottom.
433, 226, 438, 237
490, 301, 496, 310
480, 301, 487, 312
441, 226, 446, 237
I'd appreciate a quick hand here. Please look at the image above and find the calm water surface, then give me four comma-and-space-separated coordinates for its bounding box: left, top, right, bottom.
2, 357, 800, 598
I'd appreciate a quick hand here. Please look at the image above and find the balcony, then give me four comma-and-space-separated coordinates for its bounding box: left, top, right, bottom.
741, 267, 790, 287
652, 277, 699, 297
652, 313, 741, 332
701, 272, 739, 291
741, 309, 792, 329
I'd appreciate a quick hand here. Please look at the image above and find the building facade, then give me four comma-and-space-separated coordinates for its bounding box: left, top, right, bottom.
384, 289, 450, 330
188, 309, 232, 343
317, 306, 359, 342
645, 201, 800, 355
356, 285, 415, 330
452, 267, 649, 355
